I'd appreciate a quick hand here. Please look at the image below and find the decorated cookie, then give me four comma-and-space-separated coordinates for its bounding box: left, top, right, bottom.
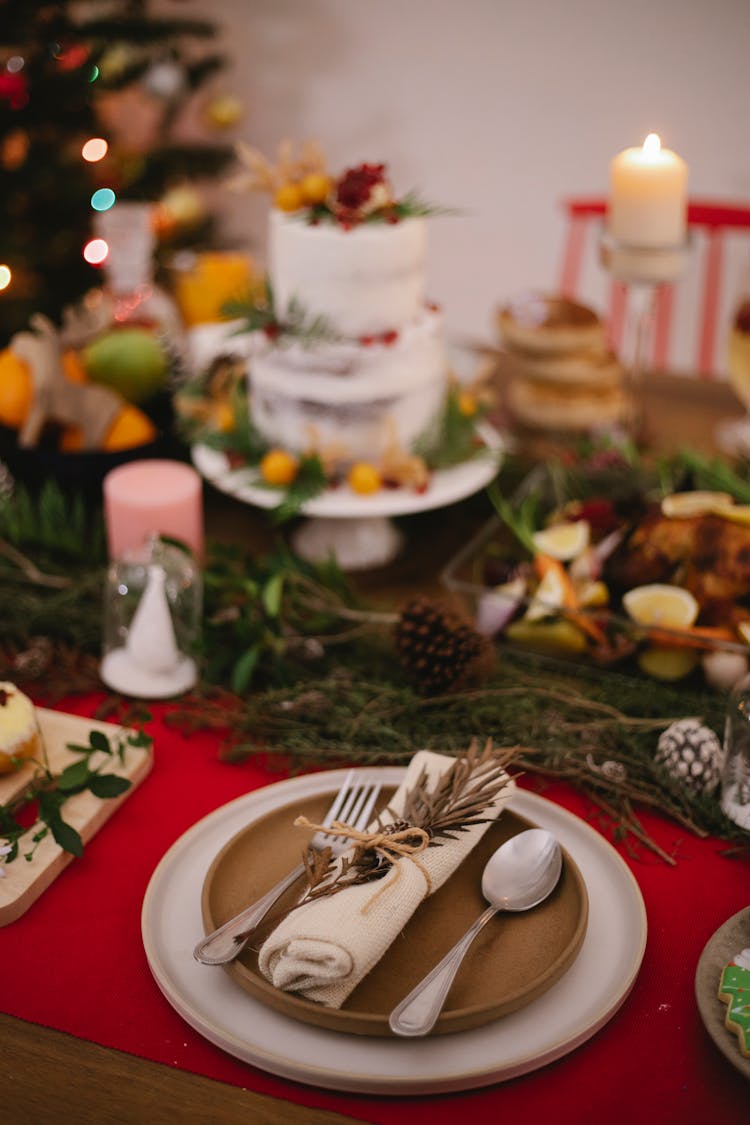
718, 947, 750, 1057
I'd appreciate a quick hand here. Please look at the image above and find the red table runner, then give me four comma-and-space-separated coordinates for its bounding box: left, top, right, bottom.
1, 694, 747, 1124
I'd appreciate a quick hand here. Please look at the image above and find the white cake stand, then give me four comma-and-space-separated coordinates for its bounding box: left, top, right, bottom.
192, 423, 505, 570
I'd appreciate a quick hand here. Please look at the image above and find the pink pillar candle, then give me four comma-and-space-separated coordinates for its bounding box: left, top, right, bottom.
103, 460, 204, 560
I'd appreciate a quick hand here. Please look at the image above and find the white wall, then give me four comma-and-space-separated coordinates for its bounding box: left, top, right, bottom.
204, 0, 750, 371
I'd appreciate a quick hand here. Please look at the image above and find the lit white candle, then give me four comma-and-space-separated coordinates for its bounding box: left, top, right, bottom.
608, 133, 688, 247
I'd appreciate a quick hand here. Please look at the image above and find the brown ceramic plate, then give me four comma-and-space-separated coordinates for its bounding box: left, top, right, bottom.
201, 785, 588, 1037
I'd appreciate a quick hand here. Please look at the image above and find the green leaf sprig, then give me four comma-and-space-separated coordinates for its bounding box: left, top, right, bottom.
486, 476, 539, 556
0, 725, 150, 864
262, 453, 328, 524
416, 386, 490, 470
304, 193, 454, 225
223, 280, 339, 347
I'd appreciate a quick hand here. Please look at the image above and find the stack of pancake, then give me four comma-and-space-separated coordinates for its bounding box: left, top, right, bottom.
497, 293, 628, 432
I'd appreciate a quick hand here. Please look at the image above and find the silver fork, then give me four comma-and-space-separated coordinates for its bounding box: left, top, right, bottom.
193, 770, 382, 965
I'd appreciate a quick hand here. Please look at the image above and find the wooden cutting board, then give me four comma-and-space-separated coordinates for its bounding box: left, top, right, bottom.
0, 707, 152, 925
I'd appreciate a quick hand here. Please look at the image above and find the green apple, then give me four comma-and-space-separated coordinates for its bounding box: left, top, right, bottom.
83, 328, 168, 404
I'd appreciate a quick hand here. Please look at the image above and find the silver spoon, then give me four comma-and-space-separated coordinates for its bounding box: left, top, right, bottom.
388, 828, 562, 1037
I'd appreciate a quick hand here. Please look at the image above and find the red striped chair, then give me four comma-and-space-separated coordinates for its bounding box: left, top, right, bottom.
558, 198, 750, 377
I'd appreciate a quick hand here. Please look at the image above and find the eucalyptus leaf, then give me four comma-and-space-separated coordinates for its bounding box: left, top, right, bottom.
49, 818, 83, 858
231, 645, 260, 693
262, 572, 284, 617
88, 774, 132, 799
88, 730, 112, 755
56, 759, 92, 792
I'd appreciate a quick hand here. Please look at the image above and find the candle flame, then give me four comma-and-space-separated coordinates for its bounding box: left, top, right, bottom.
642, 133, 661, 156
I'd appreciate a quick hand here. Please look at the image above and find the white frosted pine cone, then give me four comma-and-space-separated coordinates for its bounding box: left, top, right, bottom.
655, 718, 724, 795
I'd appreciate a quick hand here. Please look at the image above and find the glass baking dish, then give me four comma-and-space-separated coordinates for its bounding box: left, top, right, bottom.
440, 463, 750, 690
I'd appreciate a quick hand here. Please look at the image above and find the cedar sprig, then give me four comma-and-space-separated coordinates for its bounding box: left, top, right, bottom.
398, 737, 514, 843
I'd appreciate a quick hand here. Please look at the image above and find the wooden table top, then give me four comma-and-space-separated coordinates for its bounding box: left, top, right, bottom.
3, 368, 745, 1125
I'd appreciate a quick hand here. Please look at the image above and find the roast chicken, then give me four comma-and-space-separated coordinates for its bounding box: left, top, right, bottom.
605, 503, 750, 626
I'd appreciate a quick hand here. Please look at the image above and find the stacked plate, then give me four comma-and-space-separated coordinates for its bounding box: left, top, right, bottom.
142, 768, 647, 1094
498, 293, 628, 433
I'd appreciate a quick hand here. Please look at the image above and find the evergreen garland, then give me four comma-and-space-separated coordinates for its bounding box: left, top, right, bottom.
1, 469, 748, 861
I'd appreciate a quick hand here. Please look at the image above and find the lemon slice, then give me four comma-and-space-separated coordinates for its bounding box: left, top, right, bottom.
532, 520, 590, 561
506, 618, 588, 654
638, 645, 699, 681
524, 566, 567, 621
576, 579, 610, 608
660, 491, 733, 518
711, 502, 750, 526
622, 583, 699, 629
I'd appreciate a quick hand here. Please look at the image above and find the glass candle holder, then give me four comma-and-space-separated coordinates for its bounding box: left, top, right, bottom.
100, 535, 202, 698
721, 672, 750, 829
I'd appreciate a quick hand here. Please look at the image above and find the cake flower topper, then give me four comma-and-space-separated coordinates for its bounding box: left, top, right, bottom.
228, 138, 440, 226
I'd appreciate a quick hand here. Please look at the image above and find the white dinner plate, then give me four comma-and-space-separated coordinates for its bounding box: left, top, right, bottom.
191, 423, 504, 519
141, 769, 647, 1095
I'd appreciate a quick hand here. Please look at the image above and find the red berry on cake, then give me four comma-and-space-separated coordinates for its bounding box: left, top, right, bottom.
0, 683, 41, 775
335, 163, 393, 220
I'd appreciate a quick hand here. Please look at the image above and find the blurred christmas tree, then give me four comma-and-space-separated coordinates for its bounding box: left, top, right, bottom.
0, 0, 239, 346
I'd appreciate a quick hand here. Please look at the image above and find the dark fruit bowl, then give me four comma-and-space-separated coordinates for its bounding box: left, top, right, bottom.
0, 391, 185, 499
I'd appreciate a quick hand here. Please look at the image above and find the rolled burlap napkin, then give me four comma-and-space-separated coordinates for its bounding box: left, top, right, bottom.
257, 746, 515, 1008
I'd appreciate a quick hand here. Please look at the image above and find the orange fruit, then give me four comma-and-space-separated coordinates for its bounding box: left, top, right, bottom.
457, 390, 478, 417
212, 399, 236, 433
102, 405, 157, 451
60, 404, 157, 452
0, 348, 33, 429
274, 182, 304, 213
299, 172, 332, 205
62, 349, 88, 383
260, 448, 299, 486
0, 347, 88, 431
348, 462, 382, 495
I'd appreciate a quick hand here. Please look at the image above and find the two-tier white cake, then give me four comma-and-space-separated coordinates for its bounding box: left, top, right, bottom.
247, 161, 449, 466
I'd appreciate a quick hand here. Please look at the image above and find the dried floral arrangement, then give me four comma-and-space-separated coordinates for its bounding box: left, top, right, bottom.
228, 138, 446, 227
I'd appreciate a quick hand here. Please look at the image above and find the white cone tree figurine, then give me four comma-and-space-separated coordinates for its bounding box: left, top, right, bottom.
125, 565, 180, 674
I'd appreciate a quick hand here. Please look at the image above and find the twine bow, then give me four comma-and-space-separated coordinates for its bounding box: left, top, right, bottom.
293, 816, 433, 904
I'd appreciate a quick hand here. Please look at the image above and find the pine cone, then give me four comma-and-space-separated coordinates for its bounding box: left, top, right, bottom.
655, 718, 724, 795
352, 819, 420, 880
394, 596, 494, 696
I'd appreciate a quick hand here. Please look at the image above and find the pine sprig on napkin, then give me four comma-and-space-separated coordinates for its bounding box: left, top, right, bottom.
401, 738, 516, 843
297, 739, 515, 906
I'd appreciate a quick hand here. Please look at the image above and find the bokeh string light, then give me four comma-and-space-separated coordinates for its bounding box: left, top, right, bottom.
82, 137, 108, 162
83, 238, 109, 266
91, 188, 116, 212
